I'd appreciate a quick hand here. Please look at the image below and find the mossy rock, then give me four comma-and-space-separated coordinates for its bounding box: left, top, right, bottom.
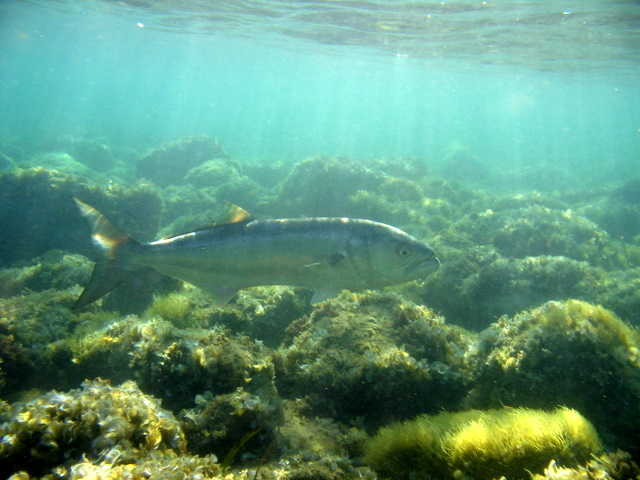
136, 136, 228, 186
67, 316, 278, 412
466, 299, 640, 454
276, 291, 473, 426
0, 379, 186, 479
272, 156, 383, 217
0, 168, 162, 266
365, 407, 602, 480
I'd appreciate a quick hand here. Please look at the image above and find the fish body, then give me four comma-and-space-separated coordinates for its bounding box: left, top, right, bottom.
73, 198, 439, 308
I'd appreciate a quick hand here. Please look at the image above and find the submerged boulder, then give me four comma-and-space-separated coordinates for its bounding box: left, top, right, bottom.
365, 407, 601, 480
0, 378, 186, 479
465, 299, 640, 454
137, 136, 228, 187
276, 291, 472, 427
0, 167, 162, 266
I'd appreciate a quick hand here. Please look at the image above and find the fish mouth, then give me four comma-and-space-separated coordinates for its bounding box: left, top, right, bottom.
408, 256, 440, 275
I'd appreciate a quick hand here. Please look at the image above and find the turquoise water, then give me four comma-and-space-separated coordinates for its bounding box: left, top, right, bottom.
3, 3, 640, 477
1, 0, 639, 182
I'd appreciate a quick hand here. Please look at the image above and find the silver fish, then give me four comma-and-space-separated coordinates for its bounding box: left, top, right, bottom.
72, 198, 439, 308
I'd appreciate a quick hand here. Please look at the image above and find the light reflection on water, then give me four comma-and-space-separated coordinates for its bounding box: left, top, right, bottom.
19, 0, 640, 72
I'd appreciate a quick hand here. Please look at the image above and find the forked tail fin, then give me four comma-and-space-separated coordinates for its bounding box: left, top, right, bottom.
72, 198, 140, 309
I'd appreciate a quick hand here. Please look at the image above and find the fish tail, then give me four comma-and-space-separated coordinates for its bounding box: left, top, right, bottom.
72, 197, 140, 309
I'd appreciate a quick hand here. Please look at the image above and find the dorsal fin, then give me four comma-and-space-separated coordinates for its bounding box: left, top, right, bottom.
162, 203, 255, 239
225, 203, 254, 224
192, 203, 254, 230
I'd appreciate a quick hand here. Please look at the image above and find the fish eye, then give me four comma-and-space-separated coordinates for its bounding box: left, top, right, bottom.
397, 246, 412, 257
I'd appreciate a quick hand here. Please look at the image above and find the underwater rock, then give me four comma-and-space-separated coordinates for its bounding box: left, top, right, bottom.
143, 285, 310, 346
0, 167, 163, 266
0, 287, 81, 394
0, 378, 186, 479
25, 152, 96, 178
276, 291, 472, 427
97, 268, 180, 316
279, 398, 368, 463
159, 185, 239, 235
243, 160, 295, 188
43, 135, 116, 172
491, 207, 614, 267
283, 456, 359, 480
488, 191, 568, 212
269, 155, 452, 240
347, 188, 453, 232
503, 164, 576, 192
68, 316, 278, 412
273, 156, 383, 217
180, 387, 283, 459
0, 250, 91, 298
158, 159, 267, 228
137, 136, 228, 187
367, 156, 432, 181
592, 267, 640, 322
184, 158, 266, 207
579, 199, 640, 243
422, 251, 608, 330
365, 407, 602, 480
145, 290, 199, 329
183, 157, 243, 188
465, 299, 640, 455
531, 450, 640, 480
0, 332, 34, 396
54, 453, 221, 480
0, 142, 26, 163
612, 177, 640, 204
203, 286, 313, 348
0, 151, 14, 171
441, 205, 615, 268
81, 179, 164, 243
438, 142, 502, 189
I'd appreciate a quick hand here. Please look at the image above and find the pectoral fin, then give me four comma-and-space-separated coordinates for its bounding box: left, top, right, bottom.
304, 251, 347, 270
201, 285, 239, 305
311, 289, 338, 304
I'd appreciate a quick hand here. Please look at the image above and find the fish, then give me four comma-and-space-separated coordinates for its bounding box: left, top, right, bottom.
72, 198, 440, 308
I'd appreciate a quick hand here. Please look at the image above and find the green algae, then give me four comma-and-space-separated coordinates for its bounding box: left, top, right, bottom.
136, 135, 228, 187
0, 167, 163, 266
2, 136, 640, 478
145, 291, 198, 329
466, 299, 640, 454
0, 378, 187, 479
276, 291, 473, 426
365, 407, 602, 480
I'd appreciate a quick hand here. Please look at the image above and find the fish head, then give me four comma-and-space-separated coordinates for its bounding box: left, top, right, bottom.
347, 221, 439, 288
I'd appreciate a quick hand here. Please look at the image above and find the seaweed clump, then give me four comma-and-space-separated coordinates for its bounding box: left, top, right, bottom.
273, 156, 382, 217
180, 387, 283, 459
276, 291, 473, 427
365, 407, 602, 480
466, 300, 640, 454
68, 316, 279, 412
439, 205, 615, 268
0, 250, 91, 298
0, 167, 163, 266
422, 251, 607, 330
136, 136, 228, 187
43, 135, 117, 172
531, 450, 640, 480
0, 378, 186, 479
0, 287, 82, 395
